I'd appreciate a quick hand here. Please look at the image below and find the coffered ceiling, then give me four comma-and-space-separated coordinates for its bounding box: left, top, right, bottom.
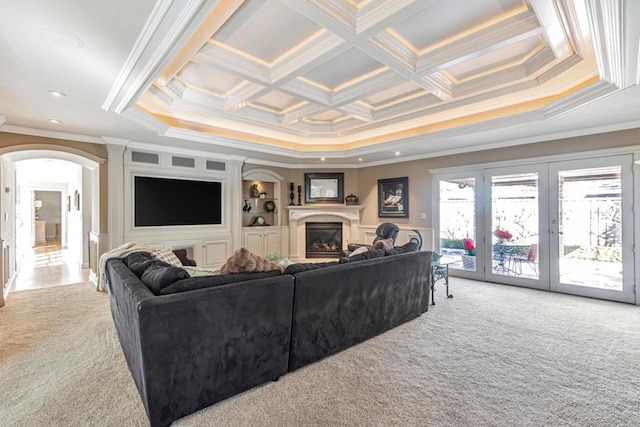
1, 0, 640, 166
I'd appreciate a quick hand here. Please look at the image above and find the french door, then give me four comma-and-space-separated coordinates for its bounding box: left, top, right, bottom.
437, 154, 634, 303
548, 156, 633, 302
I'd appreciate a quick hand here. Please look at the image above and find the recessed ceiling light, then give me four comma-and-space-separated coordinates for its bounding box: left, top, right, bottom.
358, 158, 363, 162
320, 157, 325, 161
48, 90, 66, 98
395, 151, 400, 156
48, 119, 63, 124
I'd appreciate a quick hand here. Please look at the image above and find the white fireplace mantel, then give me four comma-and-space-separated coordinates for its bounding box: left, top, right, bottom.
286, 205, 364, 261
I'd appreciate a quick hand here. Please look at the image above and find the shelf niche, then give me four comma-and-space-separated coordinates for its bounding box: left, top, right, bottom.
241, 168, 285, 228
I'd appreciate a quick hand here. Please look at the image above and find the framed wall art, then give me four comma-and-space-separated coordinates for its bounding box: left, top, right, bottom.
378, 177, 408, 218
304, 173, 344, 204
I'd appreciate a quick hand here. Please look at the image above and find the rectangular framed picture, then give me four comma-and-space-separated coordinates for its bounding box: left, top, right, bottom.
304, 173, 344, 204
378, 177, 409, 218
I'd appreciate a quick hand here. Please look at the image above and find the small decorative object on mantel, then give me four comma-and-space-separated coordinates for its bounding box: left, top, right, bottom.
289, 182, 295, 206
297, 185, 302, 206
250, 184, 260, 198
345, 193, 358, 205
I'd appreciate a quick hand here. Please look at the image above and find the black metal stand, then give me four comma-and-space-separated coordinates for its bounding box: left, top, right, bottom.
297, 185, 302, 206
431, 262, 453, 305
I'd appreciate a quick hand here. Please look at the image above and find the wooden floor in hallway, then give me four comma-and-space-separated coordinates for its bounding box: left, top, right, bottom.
12, 240, 90, 291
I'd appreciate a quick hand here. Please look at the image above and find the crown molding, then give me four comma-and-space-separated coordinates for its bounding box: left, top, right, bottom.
103, 0, 217, 114
0, 125, 103, 144
244, 157, 359, 169
122, 107, 171, 135
587, 0, 624, 86
127, 140, 247, 162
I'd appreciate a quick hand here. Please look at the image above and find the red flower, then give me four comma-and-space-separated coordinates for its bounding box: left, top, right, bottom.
494, 229, 512, 240
462, 238, 475, 256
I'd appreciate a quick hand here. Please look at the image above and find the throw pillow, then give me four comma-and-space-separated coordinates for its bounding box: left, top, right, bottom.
349, 246, 369, 257
141, 264, 190, 295
386, 240, 419, 255
152, 248, 183, 267
220, 247, 285, 274
371, 238, 394, 251
123, 252, 158, 278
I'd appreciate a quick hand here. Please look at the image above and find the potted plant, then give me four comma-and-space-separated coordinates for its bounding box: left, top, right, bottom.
259, 191, 267, 199
461, 237, 476, 270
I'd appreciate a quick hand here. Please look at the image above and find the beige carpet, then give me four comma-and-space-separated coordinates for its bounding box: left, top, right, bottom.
2, 280, 640, 427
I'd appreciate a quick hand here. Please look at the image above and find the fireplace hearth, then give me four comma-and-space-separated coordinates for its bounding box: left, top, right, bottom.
305, 222, 342, 258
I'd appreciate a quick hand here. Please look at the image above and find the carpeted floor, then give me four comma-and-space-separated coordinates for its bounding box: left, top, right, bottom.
1, 279, 640, 426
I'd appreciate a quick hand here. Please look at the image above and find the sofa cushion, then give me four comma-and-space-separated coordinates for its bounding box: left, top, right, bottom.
160, 270, 283, 295
385, 240, 419, 256
152, 248, 183, 267
123, 252, 158, 278
284, 261, 339, 275
339, 249, 385, 263
171, 248, 196, 266
220, 247, 284, 274
141, 263, 190, 295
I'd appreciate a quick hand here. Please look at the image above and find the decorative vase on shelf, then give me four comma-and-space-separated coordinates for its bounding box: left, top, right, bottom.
250, 184, 260, 198
345, 193, 358, 205
461, 254, 476, 270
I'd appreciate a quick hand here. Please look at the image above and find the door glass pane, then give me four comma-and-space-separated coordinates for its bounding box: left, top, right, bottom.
557, 166, 622, 290
491, 173, 539, 278
439, 178, 476, 271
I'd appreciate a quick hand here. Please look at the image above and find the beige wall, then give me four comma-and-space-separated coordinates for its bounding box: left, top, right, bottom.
357, 128, 640, 228
0, 132, 109, 232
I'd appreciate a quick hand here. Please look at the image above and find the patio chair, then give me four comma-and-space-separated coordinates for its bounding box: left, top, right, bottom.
513, 244, 538, 275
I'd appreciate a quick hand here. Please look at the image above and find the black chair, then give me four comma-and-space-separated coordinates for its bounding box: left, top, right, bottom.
343, 223, 400, 256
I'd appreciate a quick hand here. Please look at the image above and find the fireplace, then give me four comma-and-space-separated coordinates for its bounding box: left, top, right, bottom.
305, 222, 342, 258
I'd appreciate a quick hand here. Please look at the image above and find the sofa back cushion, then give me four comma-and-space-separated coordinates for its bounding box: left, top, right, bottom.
385, 240, 419, 256
123, 252, 157, 277
284, 261, 339, 275
339, 249, 385, 263
141, 263, 190, 295
160, 270, 283, 295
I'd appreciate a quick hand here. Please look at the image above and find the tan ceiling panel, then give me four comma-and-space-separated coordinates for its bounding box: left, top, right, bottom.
390, 0, 526, 52
446, 36, 546, 81
253, 91, 304, 112
213, 0, 322, 64
178, 61, 244, 95
302, 48, 385, 91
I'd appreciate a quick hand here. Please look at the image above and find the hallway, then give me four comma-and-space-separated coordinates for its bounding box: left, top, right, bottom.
12, 240, 89, 291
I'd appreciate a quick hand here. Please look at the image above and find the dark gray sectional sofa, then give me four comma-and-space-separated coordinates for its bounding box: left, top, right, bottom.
106, 249, 432, 427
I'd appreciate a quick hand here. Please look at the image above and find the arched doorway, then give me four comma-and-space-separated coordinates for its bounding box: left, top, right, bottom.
0, 145, 105, 306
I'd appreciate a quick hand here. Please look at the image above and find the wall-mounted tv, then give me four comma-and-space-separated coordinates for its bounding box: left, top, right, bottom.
134, 176, 222, 227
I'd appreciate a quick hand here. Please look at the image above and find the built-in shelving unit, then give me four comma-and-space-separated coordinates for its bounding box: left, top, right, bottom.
241, 169, 285, 256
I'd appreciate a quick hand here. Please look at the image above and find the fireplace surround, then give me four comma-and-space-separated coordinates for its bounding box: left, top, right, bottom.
286, 205, 364, 261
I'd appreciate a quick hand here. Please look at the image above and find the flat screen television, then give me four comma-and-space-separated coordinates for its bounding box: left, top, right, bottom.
134, 176, 222, 227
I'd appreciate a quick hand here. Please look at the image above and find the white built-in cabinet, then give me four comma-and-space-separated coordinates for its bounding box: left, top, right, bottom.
241, 168, 284, 257
242, 228, 281, 257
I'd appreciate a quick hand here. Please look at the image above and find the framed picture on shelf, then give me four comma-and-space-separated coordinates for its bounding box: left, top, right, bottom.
304, 173, 344, 204
378, 177, 408, 218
